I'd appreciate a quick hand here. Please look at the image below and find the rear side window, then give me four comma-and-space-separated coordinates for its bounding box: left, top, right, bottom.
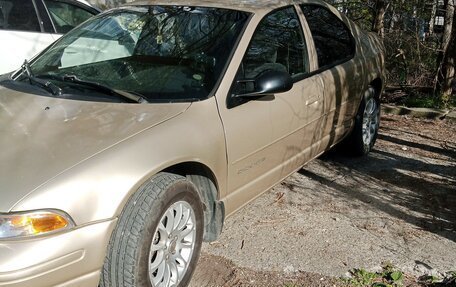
0, 0, 41, 32
300, 5, 355, 69
44, 0, 95, 33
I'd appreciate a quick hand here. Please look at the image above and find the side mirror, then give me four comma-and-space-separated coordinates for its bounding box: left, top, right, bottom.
234, 70, 293, 98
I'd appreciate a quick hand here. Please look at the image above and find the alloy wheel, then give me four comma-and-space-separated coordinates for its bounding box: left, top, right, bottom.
362, 97, 379, 146
148, 201, 197, 287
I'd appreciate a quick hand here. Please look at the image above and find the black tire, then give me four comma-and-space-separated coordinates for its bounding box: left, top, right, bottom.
100, 173, 204, 287
343, 86, 380, 156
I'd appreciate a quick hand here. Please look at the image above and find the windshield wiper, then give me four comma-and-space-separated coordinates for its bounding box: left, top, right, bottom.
20, 60, 62, 96
37, 74, 148, 104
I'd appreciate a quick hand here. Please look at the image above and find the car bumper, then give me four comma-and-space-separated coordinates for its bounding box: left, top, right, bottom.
0, 219, 117, 287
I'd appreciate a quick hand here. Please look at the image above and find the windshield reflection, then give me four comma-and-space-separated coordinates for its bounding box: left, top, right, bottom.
30, 6, 250, 102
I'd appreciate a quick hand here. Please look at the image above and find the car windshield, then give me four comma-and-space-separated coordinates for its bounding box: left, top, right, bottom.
28, 6, 250, 102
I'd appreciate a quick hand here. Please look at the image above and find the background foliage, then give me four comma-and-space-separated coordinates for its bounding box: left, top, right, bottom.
326, 0, 455, 108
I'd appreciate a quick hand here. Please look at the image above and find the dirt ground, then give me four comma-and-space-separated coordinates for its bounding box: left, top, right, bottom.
190, 114, 456, 287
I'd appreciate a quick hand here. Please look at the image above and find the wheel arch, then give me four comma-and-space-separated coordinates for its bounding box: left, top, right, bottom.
370, 77, 383, 100
163, 162, 224, 242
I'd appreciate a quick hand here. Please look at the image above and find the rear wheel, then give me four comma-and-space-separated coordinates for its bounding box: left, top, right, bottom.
100, 173, 204, 287
344, 86, 380, 156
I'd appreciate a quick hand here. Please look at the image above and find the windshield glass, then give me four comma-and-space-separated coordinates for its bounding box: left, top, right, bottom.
29, 6, 250, 102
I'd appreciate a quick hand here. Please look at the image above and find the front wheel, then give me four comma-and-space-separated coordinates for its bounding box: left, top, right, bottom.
100, 173, 204, 287
345, 87, 380, 156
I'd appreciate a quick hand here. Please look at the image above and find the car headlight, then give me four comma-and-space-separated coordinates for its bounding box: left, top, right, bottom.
0, 210, 75, 239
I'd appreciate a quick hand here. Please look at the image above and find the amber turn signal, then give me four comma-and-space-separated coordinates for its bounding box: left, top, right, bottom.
0, 210, 75, 239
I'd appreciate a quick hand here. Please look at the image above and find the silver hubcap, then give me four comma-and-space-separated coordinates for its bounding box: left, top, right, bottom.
148, 201, 196, 287
362, 95, 379, 146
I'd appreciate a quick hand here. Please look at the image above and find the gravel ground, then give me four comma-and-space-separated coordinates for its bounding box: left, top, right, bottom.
190, 114, 456, 286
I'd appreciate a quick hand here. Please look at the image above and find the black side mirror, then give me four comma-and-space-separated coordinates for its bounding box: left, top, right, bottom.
234, 70, 293, 98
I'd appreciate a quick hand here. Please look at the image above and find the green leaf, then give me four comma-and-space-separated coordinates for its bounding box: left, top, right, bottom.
390, 271, 403, 282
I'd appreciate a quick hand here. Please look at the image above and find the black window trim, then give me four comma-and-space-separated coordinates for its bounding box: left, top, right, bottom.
298, 3, 357, 75
203, 9, 254, 103
34, 0, 55, 33
31, 0, 46, 32
227, 5, 312, 109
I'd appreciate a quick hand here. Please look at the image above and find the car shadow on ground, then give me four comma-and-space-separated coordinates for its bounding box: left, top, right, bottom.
298, 129, 456, 243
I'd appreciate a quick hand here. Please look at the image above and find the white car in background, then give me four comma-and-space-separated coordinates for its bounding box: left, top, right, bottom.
0, 0, 100, 74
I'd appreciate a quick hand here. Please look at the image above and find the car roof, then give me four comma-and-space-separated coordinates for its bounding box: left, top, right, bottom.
73, 0, 92, 5
68, 0, 101, 12
126, 0, 327, 13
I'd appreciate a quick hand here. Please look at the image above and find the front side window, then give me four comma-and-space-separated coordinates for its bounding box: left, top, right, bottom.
300, 5, 355, 69
0, 0, 40, 32
44, 0, 95, 33
231, 6, 309, 99
28, 6, 250, 102
241, 6, 309, 80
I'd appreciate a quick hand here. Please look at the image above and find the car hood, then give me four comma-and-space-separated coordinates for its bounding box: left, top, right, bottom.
0, 87, 191, 212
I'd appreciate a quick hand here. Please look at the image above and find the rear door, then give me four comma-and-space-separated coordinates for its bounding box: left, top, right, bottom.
299, 4, 359, 150
0, 0, 55, 74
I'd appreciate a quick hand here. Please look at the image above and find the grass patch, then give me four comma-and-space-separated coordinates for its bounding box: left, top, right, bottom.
400, 94, 455, 109
342, 263, 404, 287
383, 90, 455, 110
404, 96, 442, 109
341, 264, 456, 287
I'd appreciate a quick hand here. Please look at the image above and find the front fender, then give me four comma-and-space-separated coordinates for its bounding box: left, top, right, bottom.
11, 97, 227, 226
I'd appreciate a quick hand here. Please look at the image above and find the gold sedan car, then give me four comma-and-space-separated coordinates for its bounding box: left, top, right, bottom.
0, 0, 384, 286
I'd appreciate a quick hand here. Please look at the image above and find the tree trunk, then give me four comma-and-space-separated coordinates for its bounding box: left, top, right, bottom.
429, 0, 438, 35
389, 6, 398, 32
372, 0, 389, 38
441, 7, 456, 103
436, 0, 455, 103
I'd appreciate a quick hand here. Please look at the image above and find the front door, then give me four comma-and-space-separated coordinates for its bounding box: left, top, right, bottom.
215, 6, 324, 215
